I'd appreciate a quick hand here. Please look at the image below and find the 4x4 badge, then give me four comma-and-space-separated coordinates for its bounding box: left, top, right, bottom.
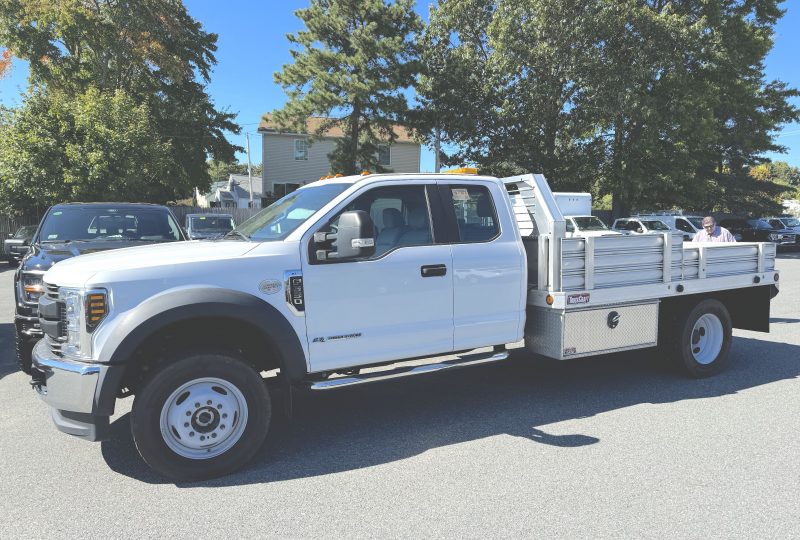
259, 280, 282, 295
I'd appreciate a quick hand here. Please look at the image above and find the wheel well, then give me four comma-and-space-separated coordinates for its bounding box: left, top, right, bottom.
119, 317, 282, 396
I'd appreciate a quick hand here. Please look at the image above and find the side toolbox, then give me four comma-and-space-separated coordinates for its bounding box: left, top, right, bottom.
526, 301, 659, 360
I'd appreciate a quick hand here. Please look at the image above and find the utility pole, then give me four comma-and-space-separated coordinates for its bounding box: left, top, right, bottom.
246, 132, 254, 208
434, 126, 441, 173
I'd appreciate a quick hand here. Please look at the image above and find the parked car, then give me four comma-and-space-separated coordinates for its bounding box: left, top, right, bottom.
185, 213, 236, 240
633, 213, 706, 241
718, 218, 797, 249
3, 225, 37, 264
553, 192, 622, 238
763, 216, 800, 232
612, 218, 673, 236
14, 203, 187, 374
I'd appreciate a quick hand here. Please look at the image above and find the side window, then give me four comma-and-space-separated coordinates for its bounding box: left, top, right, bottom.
316, 185, 433, 261
675, 219, 693, 233
565, 219, 574, 233
613, 220, 627, 230
769, 219, 781, 229
448, 185, 499, 242
377, 145, 391, 167
294, 139, 308, 161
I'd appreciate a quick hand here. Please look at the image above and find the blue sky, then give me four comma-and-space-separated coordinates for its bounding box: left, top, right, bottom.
1, 0, 798, 172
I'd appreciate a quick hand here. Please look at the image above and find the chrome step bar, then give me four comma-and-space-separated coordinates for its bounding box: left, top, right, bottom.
305, 350, 509, 391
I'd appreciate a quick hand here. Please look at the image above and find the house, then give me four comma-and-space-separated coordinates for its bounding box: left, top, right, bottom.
258, 115, 421, 197
195, 174, 263, 209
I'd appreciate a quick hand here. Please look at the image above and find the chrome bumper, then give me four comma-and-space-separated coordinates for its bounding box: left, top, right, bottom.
31, 339, 105, 414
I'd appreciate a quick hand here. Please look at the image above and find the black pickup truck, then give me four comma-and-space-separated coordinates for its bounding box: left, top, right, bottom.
14, 203, 186, 373
718, 218, 797, 250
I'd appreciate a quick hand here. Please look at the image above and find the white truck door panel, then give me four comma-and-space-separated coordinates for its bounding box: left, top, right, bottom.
301, 182, 455, 373
440, 181, 526, 350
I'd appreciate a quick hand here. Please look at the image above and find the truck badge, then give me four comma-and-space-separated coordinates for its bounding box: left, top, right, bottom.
567, 293, 590, 305
259, 280, 281, 295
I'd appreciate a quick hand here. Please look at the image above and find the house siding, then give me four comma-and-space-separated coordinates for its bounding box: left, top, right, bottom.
262, 133, 421, 192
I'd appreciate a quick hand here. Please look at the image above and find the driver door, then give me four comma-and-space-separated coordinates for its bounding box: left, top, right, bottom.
301, 183, 454, 373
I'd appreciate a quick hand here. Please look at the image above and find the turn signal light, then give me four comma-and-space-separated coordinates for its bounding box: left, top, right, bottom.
85, 291, 108, 331
546, 294, 554, 305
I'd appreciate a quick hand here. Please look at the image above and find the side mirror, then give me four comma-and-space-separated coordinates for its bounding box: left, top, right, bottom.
315, 210, 375, 260
7, 233, 12, 238
636, 227, 643, 234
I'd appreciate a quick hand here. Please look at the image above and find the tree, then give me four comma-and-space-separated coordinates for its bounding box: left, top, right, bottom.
0, 87, 174, 215
207, 159, 263, 183
418, 0, 798, 217
272, 0, 422, 175
0, 0, 240, 201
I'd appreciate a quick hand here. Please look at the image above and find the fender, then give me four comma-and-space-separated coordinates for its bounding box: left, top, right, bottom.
99, 287, 308, 381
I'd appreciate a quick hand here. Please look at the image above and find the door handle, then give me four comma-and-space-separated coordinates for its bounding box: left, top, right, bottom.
421, 264, 447, 277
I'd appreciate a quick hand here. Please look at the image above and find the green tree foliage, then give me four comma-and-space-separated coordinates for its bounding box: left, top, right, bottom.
206, 159, 263, 183
0, 0, 239, 209
418, 0, 798, 216
272, 0, 422, 174
0, 87, 174, 214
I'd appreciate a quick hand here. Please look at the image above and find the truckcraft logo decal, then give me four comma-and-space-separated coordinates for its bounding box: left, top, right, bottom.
259, 280, 282, 295
312, 333, 362, 343
567, 293, 590, 305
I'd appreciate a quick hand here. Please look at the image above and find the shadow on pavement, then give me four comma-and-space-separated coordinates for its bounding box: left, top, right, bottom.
101, 335, 800, 487
0, 323, 19, 380
777, 250, 800, 260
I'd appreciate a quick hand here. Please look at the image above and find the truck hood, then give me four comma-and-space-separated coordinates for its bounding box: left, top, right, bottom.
44, 240, 258, 286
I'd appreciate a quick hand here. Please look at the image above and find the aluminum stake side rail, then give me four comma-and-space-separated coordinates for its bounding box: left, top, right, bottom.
28, 172, 779, 481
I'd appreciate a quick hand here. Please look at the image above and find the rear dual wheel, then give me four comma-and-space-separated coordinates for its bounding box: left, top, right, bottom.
665, 299, 732, 378
131, 351, 271, 482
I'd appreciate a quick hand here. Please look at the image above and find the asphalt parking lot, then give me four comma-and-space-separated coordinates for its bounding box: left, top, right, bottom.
1, 254, 798, 538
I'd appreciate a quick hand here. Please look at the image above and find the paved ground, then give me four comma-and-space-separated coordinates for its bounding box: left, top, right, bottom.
1, 255, 798, 538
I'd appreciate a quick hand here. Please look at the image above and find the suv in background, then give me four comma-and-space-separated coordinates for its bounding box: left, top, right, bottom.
3, 225, 37, 265
763, 216, 800, 232
13, 203, 186, 374
612, 218, 673, 235
633, 213, 705, 241
185, 213, 236, 240
718, 218, 797, 250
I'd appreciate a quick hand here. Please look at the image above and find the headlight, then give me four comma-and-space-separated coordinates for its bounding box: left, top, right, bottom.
61, 287, 108, 359
22, 274, 44, 303
768, 233, 779, 241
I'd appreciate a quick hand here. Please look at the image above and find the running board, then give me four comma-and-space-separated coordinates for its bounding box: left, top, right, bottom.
305, 351, 509, 391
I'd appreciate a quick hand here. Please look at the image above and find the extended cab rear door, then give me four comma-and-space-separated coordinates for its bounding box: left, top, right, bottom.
301, 180, 455, 373
436, 179, 527, 350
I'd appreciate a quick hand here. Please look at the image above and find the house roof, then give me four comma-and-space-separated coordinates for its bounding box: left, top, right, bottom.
258, 114, 416, 143
229, 174, 263, 196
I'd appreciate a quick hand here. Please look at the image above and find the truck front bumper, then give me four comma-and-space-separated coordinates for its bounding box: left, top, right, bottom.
30, 339, 121, 441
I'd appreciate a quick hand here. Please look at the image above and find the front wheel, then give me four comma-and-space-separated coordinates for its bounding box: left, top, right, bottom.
668, 299, 732, 378
131, 352, 271, 481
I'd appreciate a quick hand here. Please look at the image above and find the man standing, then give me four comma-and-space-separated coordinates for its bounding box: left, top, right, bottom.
693, 216, 736, 242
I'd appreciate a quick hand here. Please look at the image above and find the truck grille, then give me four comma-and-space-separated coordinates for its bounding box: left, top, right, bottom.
39, 282, 67, 356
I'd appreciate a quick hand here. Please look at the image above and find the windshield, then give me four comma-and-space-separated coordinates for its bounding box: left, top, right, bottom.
687, 217, 704, 229
190, 216, 234, 232
233, 183, 351, 241
781, 218, 799, 227
642, 220, 670, 231
37, 207, 182, 242
573, 216, 608, 231
13, 225, 37, 239
748, 219, 773, 230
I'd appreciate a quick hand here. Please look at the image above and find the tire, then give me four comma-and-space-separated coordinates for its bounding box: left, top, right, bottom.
666, 299, 732, 378
131, 351, 271, 482
15, 330, 34, 375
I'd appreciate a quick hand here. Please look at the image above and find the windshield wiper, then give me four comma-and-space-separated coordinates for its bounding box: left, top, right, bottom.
223, 230, 250, 241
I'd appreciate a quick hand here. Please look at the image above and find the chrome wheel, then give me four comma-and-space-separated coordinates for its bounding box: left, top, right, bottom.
690, 313, 724, 365
159, 377, 248, 460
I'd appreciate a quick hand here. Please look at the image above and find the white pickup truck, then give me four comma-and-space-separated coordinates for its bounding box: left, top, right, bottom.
30, 172, 780, 481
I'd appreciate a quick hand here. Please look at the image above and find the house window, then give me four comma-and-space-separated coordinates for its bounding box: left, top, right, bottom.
377, 144, 391, 166
294, 139, 308, 161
